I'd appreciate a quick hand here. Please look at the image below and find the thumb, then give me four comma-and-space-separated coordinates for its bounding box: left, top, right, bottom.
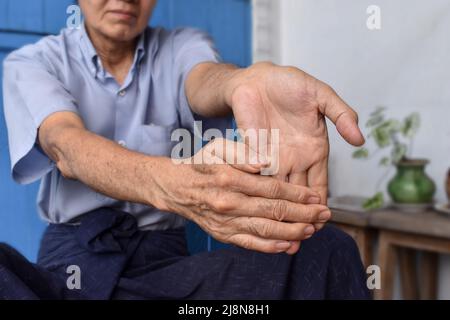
317, 82, 365, 146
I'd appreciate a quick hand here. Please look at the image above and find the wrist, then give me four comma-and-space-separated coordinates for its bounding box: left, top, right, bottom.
142, 157, 198, 222
224, 62, 276, 113
223, 67, 246, 110
140, 156, 173, 211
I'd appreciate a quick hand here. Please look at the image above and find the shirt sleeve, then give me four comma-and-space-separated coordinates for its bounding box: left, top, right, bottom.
172, 28, 233, 140
2, 46, 79, 184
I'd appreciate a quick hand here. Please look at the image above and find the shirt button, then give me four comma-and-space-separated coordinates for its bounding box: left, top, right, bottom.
118, 140, 127, 147
118, 90, 126, 97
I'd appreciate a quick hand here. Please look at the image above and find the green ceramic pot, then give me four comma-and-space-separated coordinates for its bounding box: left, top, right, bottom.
388, 159, 436, 204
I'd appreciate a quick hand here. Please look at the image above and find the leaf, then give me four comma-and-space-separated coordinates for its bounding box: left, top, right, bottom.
371, 120, 401, 148
383, 119, 402, 132
352, 148, 369, 159
402, 112, 420, 138
391, 143, 407, 164
366, 114, 384, 128
366, 106, 386, 128
370, 106, 386, 117
371, 125, 391, 148
362, 192, 384, 210
379, 157, 390, 166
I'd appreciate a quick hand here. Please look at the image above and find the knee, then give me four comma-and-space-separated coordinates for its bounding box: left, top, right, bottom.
0, 243, 18, 267
302, 225, 360, 256
315, 226, 365, 267
315, 225, 355, 243
0, 243, 10, 265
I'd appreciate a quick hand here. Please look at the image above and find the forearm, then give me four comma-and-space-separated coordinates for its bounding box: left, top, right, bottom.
39, 114, 170, 211
185, 62, 241, 117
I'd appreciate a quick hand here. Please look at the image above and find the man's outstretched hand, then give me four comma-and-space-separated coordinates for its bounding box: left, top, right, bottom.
187, 61, 365, 254
226, 62, 365, 205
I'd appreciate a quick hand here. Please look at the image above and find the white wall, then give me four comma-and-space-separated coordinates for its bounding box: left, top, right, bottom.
253, 0, 450, 299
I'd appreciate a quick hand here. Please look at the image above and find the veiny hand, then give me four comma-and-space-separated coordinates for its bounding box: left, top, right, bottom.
227, 62, 365, 205
151, 138, 331, 254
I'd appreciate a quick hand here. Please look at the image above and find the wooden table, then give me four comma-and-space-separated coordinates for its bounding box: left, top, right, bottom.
330, 207, 450, 300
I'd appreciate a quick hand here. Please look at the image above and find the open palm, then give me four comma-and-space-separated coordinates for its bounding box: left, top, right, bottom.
230, 63, 365, 204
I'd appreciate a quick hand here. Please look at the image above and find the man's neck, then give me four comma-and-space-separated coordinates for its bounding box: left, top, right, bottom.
86, 26, 137, 85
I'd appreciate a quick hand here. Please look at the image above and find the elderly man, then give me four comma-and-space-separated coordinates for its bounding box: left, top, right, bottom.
1, 0, 369, 299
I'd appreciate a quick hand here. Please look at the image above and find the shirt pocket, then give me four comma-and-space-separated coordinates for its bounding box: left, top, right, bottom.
138, 122, 178, 157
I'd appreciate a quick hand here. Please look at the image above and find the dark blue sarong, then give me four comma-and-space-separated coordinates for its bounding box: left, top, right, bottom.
0, 208, 371, 299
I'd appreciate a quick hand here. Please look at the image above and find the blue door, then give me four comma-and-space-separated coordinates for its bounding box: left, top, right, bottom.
0, 0, 252, 261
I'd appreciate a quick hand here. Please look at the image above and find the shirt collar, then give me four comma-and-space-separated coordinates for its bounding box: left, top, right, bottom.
132, 30, 146, 72
79, 22, 147, 79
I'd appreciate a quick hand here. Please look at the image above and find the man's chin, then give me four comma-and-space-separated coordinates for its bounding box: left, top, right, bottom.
102, 25, 141, 42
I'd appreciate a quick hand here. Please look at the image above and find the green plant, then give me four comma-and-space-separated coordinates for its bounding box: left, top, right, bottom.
352, 106, 421, 209
362, 192, 384, 210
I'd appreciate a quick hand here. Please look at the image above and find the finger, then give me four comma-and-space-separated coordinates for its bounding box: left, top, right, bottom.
239, 196, 331, 223
226, 234, 292, 254
236, 127, 281, 176
240, 217, 316, 241
205, 138, 268, 174
288, 172, 307, 186
231, 172, 321, 204
314, 222, 326, 231
289, 173, 319, 253
274, 173, 288, 183
316, 82, 365, 146
307, 158, 328, 205
285, 241, 301, 255
290, 171, 328, 226
290, 171, 321, 204
260, 138, 280, 177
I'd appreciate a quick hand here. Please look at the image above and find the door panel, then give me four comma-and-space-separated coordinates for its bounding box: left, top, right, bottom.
152, 0, 252, 67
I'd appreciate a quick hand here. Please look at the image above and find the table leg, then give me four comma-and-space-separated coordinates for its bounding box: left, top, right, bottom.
359, 229, 375, 269
375, 231, 397, 300
420, 252, 438, 300
398, 248, 419, 299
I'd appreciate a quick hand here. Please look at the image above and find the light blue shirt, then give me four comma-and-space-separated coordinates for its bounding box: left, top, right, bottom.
2, 25, 231, 229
